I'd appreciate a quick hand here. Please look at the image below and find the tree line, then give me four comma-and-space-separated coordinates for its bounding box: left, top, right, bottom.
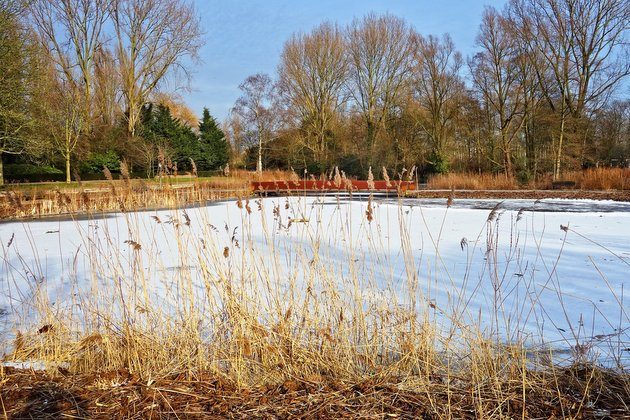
1, 0, 628, 185
0, 0, 229, 185
229, 1, 629, 181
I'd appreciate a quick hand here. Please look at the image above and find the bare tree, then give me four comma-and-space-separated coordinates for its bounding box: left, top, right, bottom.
592, 99, 630, 164
470, 7, 524, 175
346, 13, 415, 166
510, 0, 630, 179
47, 80, 85, 184
278, 22, 348, 163
29, 0, 109, 181
29, 0, 109, 128
152, 92, 200, 130
413, 34, 464, 172
110, 0, 203, 137
233, 74, 278, 173
93, 46, 121, 128
223, 112, 245, 156
512, 26, 548, 177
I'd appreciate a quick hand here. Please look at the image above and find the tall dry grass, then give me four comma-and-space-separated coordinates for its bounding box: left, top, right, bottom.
563, 168, 630, 190
0, 187, 627, 417
0, 169, 297, 220
427, 172, 519, 190
0, 177, 252, 220
428, 167, 629, 191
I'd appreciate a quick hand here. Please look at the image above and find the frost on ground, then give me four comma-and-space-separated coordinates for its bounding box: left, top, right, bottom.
0, 196, 628, 367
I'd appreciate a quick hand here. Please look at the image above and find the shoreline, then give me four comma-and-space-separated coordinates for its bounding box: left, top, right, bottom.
2, 188, 629, 223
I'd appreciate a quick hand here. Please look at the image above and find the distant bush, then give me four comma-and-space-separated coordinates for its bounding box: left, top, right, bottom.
338, 154, 364, 178
4, 164, 63, 176
426, 151, 449, 175
3, 164, 66, 183
79, 151, 121, 174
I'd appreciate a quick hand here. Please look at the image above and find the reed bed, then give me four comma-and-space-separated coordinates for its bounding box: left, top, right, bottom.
427, 173, 520, 190
559, 168, 630, 190
428, 167, 629, 191
0, 178, 250, 220
0, 185, 627, 418
0, 169, 297, 220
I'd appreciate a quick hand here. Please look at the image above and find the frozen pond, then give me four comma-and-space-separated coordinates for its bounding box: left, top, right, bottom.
1, 196, 629, 367
337, 194, 630, 213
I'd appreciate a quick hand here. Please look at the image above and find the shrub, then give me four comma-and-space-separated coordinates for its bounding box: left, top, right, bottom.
79, 151, 121, 174
3, 164, 65, 182
426, 151, 449, 175
4, 163, 63, 176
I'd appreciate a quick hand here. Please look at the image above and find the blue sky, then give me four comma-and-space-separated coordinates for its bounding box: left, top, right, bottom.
187, 0, 508, 121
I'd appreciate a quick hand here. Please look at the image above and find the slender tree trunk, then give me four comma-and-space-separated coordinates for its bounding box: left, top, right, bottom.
502, 131, 513, 175
257, 137, 262, 174
366, 119, 375, 166
578, 118, 589, 167
524, 117, 535, 176
0, 153, 4, 186
66, 148, 71, 183
554, 115, 566, 181
127, 105, 138, 138
504, 147, 513, 175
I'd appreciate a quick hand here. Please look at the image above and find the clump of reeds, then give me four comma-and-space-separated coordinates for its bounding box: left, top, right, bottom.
333, 166, 342, 188
367, 167, 375, 190
427, 172, 519, 190
0, 170, 259, 219
189, 158, 198, 178
566, 167, 629, 190
120, 160, 131, 184
382, 166, 391, 187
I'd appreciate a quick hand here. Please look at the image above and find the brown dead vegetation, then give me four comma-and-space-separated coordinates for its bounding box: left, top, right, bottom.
1, 364, 628, 419
427, 168, 630, 191
0, 170, 301, 220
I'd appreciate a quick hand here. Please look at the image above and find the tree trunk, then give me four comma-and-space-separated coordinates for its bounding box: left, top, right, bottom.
504, 147, 513, 175
553, 116, 566, 181
501, 131, 512, 175
128, 110, 137, 138
257, 137, 263, 174
524, 118, 535, 176
0, 153, 4, 186
66, 151, 71, 183
366, 119, 375, 167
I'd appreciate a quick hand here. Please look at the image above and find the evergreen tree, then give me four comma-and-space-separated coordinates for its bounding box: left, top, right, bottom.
199, 108, 229, 170
140, 103, 200, 172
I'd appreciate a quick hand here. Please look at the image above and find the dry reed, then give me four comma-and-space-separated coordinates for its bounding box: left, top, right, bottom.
427, 172, 519, 190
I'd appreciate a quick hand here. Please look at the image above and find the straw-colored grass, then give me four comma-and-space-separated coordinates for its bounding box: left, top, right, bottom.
0, 169, 297, 220
563, 168, 630, 190
427, 172, 519, 190
427, 168, 629, 191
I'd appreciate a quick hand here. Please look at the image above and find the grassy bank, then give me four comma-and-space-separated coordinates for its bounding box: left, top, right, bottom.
0, 170, 294, 220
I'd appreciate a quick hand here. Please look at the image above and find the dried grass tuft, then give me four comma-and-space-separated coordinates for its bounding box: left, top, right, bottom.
428, 172, 519, 190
